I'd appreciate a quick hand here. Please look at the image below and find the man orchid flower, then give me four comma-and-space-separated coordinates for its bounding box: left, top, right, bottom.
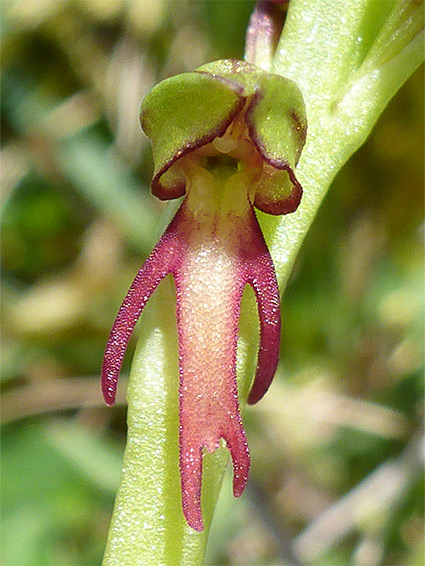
101, 59, 307, 532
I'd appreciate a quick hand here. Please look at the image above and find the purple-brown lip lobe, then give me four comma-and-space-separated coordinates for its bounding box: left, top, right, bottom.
101, 193, 281, 531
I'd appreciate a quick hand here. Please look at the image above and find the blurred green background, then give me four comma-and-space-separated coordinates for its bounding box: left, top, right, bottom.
1, 1, 423, 565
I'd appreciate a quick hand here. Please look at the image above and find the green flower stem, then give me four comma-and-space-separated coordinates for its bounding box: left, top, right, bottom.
103, 2, 423, 564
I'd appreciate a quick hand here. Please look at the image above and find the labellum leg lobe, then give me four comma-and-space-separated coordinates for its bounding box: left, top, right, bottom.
101, 169, 282, 532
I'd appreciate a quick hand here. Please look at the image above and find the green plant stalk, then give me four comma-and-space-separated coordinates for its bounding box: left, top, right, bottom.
103, 1, 423, 564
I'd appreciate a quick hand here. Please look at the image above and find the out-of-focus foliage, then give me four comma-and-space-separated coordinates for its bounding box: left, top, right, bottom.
1, 1, 423, 565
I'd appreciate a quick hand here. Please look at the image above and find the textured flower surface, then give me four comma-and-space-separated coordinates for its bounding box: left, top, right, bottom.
101, 59, 306, 531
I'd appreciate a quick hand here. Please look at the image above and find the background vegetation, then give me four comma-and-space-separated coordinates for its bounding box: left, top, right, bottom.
1, 1, 423, 564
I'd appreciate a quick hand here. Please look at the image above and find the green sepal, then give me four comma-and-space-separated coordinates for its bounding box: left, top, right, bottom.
198, 60, 307, 215
140, 72, 244, 200
141, 59, 307, 215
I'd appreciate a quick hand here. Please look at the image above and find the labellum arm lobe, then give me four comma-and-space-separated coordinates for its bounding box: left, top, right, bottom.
101, 212, 183, 406
243, 213, 281, 406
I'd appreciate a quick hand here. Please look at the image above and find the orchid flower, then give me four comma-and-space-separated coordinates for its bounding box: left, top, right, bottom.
101, 59, 306, 532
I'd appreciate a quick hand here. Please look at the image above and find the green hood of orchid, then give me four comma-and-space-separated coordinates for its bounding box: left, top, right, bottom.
140, 59, 307, 215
